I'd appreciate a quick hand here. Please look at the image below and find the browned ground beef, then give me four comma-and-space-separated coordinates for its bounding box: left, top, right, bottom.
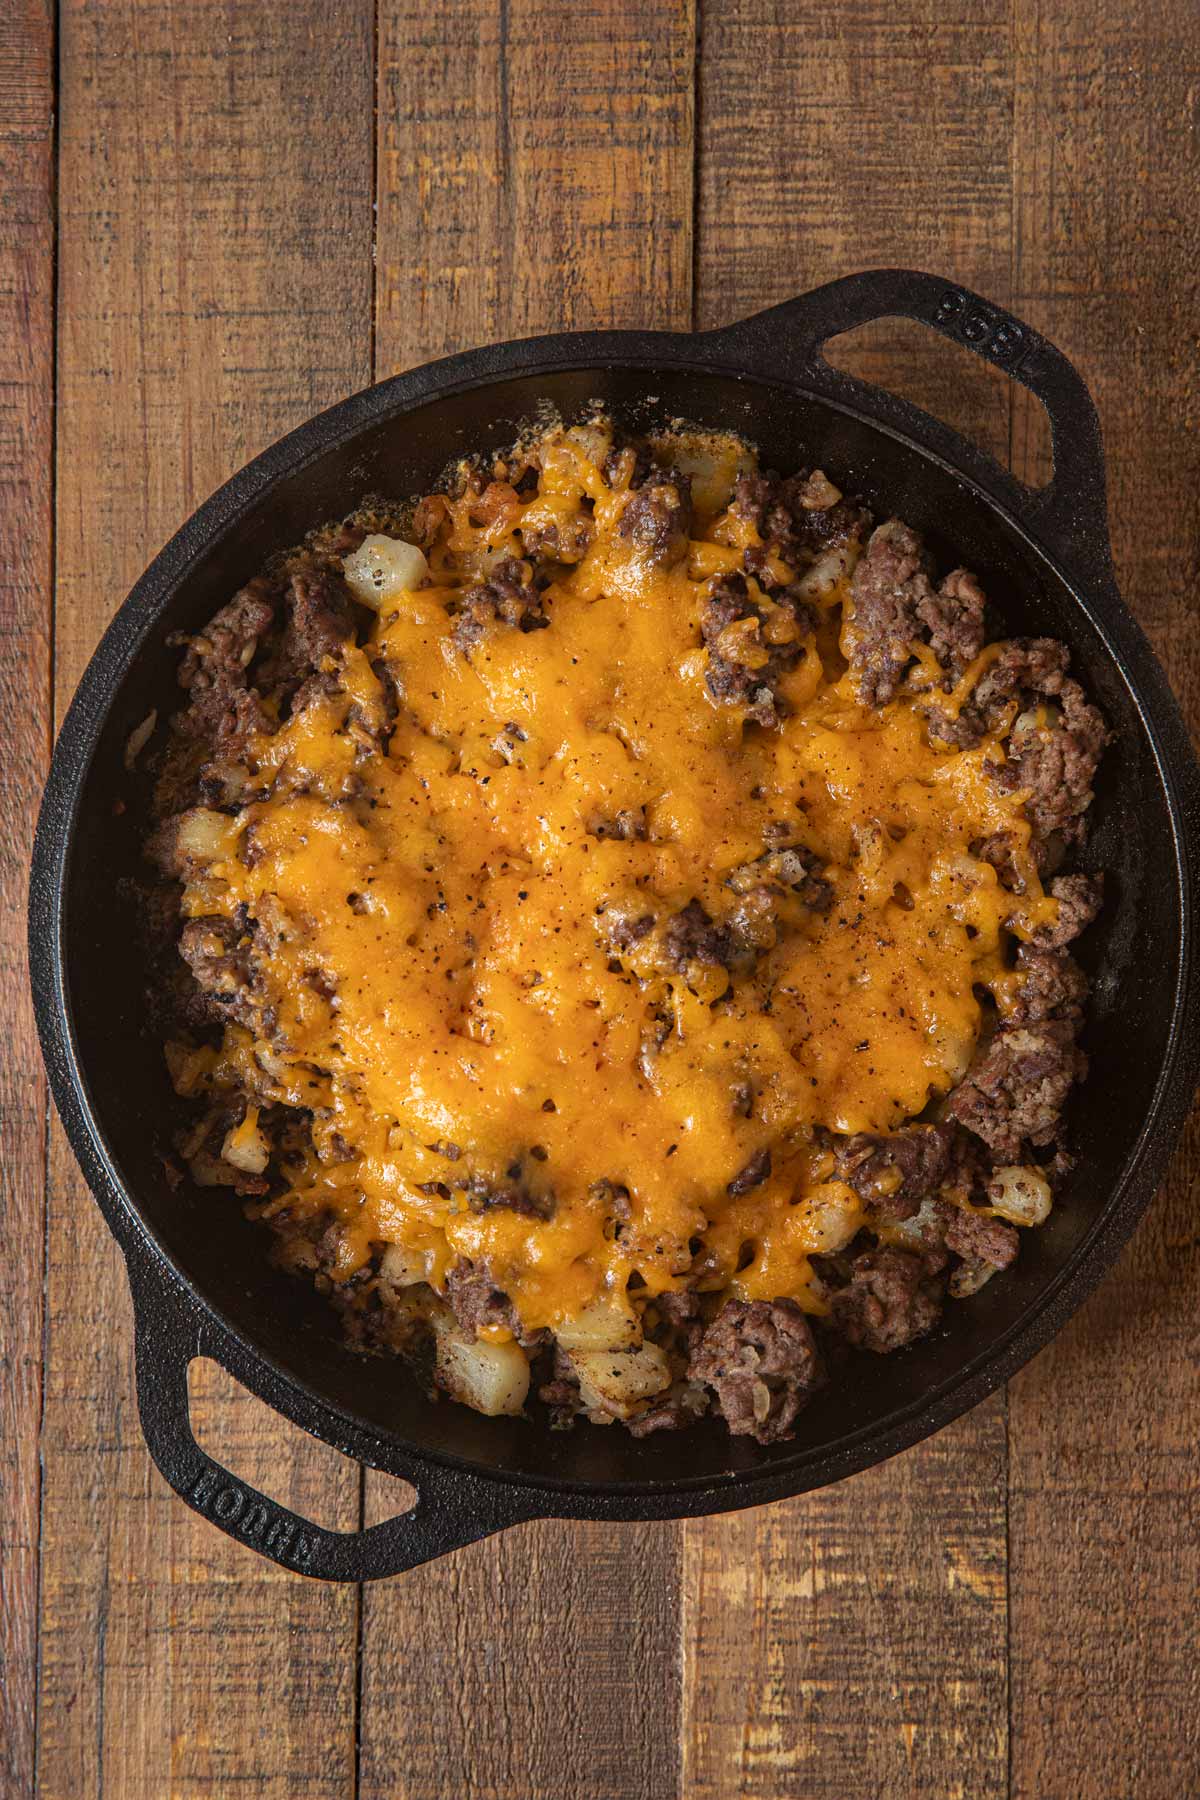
1036, 873, 1103, 946
700, 571, 813, 727
837, 1122, 988, 1222
256, 567, 355, 698
1010, 943, 1088, 1023
452, 557, 549, 651
938, 1200, 1019, 1270
690, 1298, 824, 1444
619, 468, 693, 563
177, 914, 262, 1033
946, 1019, 1087, 1161
661, 898, 735, 971
726, 1147, 773, 1196
986, 680, 1108, 858
444, 1261, 547, 1351
826, 1246, 947, 1354
732, 469, 867, 572
460, 1170, 557, 1222
847, 520, 987, 706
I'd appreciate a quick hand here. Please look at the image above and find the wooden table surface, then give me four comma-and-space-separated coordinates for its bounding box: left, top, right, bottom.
3, 0, 1198, 1794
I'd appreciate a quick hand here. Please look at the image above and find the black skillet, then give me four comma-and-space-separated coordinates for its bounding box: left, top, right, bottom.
29, 269, 1200, 1580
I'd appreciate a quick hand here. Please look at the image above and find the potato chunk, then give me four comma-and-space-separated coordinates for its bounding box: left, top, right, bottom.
554, 1295, 641, 1355
343, 534, 429, 607
434, 1326, 530, 1417
571, 1343, 671, 1421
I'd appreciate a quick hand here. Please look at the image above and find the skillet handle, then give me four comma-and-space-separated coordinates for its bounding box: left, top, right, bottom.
704, 268, 1116, 590
130, 1268, 536, 1581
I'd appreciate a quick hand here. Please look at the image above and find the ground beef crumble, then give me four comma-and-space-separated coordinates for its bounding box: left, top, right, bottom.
847, 520, 987, 706
946, 1018, 1087, 1161
837, 1123, 960, 1221
444, 1260, 547, 1351
690, 1298, 824, 1443
619, 468, 692, 564
700, 571, 813, 727
452, 557, 549, 650
826, 1246, 947, 1354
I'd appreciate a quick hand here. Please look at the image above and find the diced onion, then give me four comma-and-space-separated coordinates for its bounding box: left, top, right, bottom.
124, 709, 157, 771
799, 469, 843, 510
950, 1259, 1000, 1297
988, 1164, 1053, 1228
342, 534, 429, 608
379, 1242, 432, 1289
222, 1107, 269, 1175
795, 541, 860, 600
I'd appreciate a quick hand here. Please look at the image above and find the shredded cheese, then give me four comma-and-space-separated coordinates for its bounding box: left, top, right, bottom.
171, 424, 1065, 1337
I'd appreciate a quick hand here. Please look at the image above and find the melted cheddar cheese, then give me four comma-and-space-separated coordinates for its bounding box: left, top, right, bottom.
167, 423, 1065, 1338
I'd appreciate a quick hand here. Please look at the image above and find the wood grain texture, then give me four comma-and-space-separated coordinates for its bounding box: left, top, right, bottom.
0, 4, 53, 1796
695, 0, 1019, 463
39, 3, 374, 1796
359, 5, 695, 1797
17, 1, 1200, 1794
686, 3, 1016, 1793
359, 1515, 683, 1800
375, 0, 695, 363
1006, 5, 1200, 1795
683, 1405, 1009, 1799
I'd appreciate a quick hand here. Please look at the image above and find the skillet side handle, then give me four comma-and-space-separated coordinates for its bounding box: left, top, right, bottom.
130, 1270, 536, 1581
704, 268, 1116, 591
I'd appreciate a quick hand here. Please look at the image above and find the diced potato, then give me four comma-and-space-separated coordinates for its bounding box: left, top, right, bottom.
988, 1164, 1053, 1228
175, 806, 239, 862
647, 431, 755, 522
570, 1343, 671, 1420
221, 1106, 269, 1175
793, 1184, 861, 1256
164, 1038, 216, 1098
795, 540, 860, 601
343, 534, 429, 607
188, 1148, 246, 1189
379, 1241, 432, 1289
365, 1280, 440, 1351
434, 1329, 530, 1417
565, 418, 614, 467
554, 1294, 641, 1355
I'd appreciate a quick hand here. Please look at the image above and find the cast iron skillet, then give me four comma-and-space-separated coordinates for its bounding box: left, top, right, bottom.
29, 269, 1200, 1581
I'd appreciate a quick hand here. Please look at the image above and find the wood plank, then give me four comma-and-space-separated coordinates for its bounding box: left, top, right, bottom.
39, 4, 374, 1796
682, 1408, 1009, 1798
374, 0, 694, 364
1007, 5, 1200, 1794
0, 4, 54, 1796
359, 5, 695, 1797
686, 5, 1016, 1794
